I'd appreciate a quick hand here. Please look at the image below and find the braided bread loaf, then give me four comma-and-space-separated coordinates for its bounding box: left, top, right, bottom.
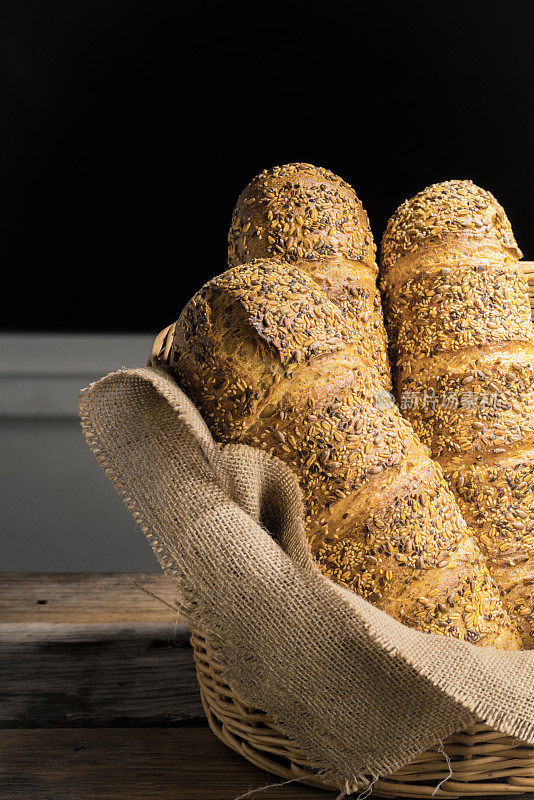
228, 163, 391, 390
380, 179, 534, 647
166, 256, 519, 648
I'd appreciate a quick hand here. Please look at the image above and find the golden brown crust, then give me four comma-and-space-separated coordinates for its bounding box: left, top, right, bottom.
167, 258, 519, 649
444, 455, 534, 650
382, 246, 532, 371
381, 180, 533, 647
381, 179, 522, 273
228, 163, 391, 389
228, 163, 377, 269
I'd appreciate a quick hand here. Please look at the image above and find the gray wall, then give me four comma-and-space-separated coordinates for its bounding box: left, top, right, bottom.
0, 335, 160, 571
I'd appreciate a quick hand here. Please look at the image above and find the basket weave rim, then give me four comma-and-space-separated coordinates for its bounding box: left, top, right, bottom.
192, 630, 534, 797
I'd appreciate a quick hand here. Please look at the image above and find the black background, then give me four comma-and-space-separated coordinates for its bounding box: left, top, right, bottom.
3, 0, 533, 332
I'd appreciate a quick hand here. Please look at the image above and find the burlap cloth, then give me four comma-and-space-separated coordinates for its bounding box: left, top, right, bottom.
80, 366, 534, 794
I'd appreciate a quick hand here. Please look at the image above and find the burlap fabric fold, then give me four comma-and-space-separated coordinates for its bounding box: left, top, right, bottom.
80, 366, 534, 793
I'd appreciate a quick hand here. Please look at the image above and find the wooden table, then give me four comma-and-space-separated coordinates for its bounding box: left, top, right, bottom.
0, 573, 328, 799
2, 574, 532, 800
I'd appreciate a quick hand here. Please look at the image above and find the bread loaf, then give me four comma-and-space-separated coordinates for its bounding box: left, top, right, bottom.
228, 163, 391, 389
380, 179, 534, 647
165, 256, 519, 648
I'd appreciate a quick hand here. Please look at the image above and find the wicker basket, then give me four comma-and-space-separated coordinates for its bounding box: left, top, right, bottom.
154, 262, 534, 797
192, 630, 534, 797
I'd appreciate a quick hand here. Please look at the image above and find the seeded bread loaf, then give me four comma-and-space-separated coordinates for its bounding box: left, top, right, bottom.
165, 257, 519, 648
228, 163, 391, 390
380, 179, 534, 647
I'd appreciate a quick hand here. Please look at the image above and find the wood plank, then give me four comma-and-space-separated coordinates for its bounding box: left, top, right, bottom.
0, 572, 182, 623
0, 622, 204, 727
0, 728, 327, 799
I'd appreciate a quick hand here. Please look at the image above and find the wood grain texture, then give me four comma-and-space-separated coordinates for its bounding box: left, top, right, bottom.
0, 572, 182, 623
1, 574, 522, 798
0, 622, 204, 727
0, 728, 327, 800
0, 573, 331, 798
